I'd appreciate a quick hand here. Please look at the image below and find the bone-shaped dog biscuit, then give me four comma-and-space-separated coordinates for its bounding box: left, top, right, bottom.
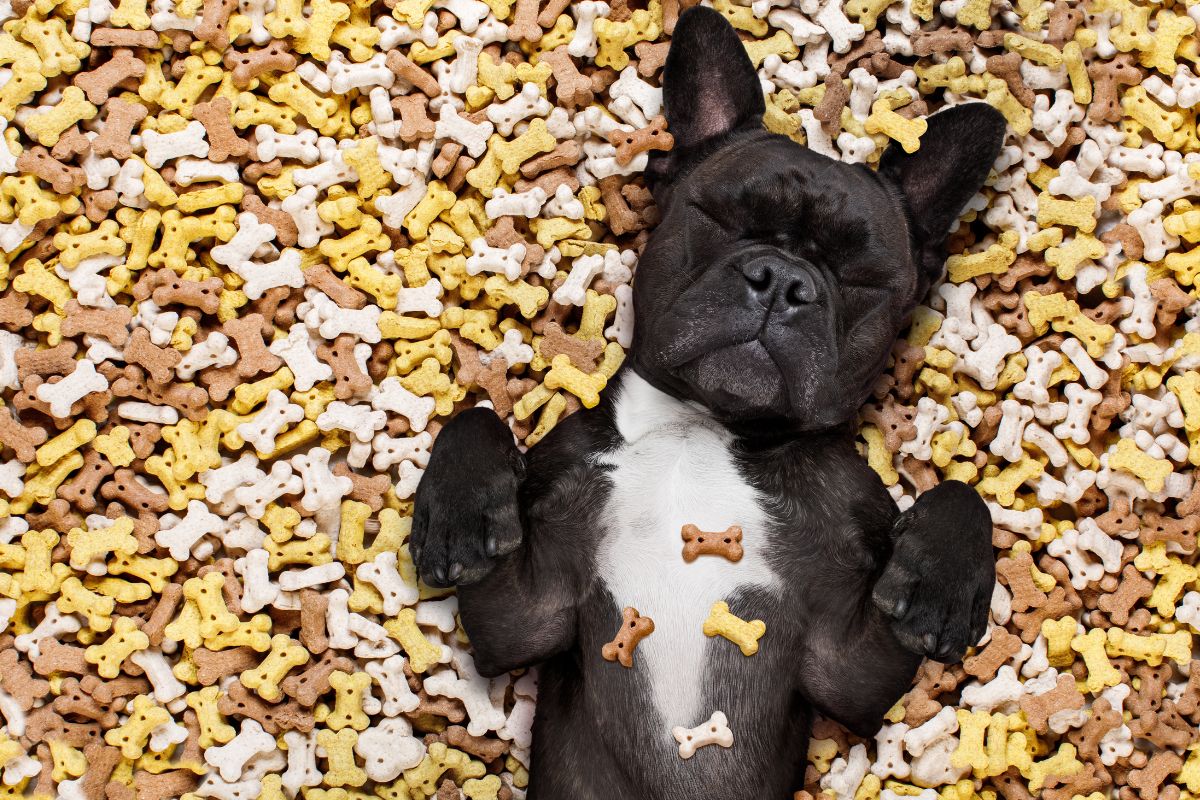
601, 607, 654, 668
703, 601, 766, 656
680, 524, 744, 563
672, 710, 734, 759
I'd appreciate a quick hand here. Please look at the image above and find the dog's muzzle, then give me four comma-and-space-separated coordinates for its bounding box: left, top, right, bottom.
737, 249, 821, 319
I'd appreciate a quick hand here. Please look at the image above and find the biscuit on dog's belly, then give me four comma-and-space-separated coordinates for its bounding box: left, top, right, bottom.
596, 373, 781, 732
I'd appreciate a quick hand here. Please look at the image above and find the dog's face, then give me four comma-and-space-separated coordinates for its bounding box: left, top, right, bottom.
631, 8, 1007, 431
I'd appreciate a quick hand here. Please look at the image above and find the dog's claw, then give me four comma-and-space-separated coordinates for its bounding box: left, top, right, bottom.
448, 562, 463, 582
486, 536, 498, 557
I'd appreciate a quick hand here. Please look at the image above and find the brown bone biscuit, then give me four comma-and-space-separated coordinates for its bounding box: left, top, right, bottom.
680, 524, 744, 563
73, 49, 146, 104
224, 40, 298, 88
17, 146, 85, 194
218, 680, 315, 733
1019, 672, 1084, 733
59, 300, 131, 345
0, 405, 48, 462
193, 97, 250, 162
601, 606, 655, 668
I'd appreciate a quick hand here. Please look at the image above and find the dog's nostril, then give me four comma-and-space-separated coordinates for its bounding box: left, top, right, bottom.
784, 276, 817, 306
741, 260, 772, 293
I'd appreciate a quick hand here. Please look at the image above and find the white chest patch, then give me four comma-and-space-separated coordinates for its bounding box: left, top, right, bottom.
595, 373, 781, 729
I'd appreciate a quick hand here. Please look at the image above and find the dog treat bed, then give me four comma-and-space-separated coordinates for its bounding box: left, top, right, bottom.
0, 0, 1193, 797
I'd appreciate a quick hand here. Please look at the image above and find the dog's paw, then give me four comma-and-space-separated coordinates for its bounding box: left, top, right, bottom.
410, 409, 524, 588
871, 481, 994, 663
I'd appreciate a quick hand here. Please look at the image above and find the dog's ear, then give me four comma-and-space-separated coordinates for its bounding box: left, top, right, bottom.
661, 6, 764, 149
878, 103, 1007, 278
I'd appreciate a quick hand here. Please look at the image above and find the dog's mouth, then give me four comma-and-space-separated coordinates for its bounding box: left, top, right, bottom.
676, 338, 790, 419
658, 297, 833, 364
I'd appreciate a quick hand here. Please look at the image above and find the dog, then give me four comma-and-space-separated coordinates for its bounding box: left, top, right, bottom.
412, 8, 1003, 798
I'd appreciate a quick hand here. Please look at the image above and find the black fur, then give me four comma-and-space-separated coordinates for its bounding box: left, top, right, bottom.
412, 8, 1004, 797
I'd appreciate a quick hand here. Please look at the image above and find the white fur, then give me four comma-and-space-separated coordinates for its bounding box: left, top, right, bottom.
596, 372, 781, 732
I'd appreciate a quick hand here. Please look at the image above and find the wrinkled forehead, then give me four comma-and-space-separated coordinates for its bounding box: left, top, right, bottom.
677, 135, 909, 242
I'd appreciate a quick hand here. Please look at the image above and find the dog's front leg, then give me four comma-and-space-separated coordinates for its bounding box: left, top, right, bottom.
412, 407, 577, 677
797, 480, 993, 735
870, 479, 994, 662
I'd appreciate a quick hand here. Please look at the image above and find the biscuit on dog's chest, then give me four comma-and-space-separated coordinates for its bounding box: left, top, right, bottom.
681, 523, 744, 562
597, 373, 778, 757
602, 606, 655, 667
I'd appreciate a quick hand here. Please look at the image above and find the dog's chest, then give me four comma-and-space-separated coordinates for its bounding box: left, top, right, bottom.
594, 374, 781, 729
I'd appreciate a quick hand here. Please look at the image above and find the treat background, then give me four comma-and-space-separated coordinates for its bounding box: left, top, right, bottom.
0, 0, 1198, 798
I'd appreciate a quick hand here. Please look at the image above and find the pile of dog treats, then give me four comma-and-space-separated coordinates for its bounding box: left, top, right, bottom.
0, 0, 1197, 794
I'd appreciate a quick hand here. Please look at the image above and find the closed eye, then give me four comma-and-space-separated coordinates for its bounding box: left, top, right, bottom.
687, 201, 736, 235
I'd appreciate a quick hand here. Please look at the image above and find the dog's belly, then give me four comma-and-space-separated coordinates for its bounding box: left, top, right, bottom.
594, 374, 782, 736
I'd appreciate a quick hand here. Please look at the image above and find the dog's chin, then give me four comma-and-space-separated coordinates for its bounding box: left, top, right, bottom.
678, 341, 790, 420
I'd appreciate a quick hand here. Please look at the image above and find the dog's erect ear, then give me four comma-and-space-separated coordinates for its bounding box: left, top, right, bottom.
878, 103, 1007, 265
661, 6, 764, 150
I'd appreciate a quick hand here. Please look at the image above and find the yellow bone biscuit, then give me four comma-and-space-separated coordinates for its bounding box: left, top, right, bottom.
22, 86, 97, 146
543, 354, 607, 408
54, 219, 126, 268
324, 670, 373, 731
1108, 438, 1172, 493
93, 426, 137, 467
35, 419, 96, 468
17, 529, 66, 594
1070, 628, 1123, 692
240, 633, 310, 701
184, 690, 236, 753
317, 729, 368, 788
109, 553, 177, 593
105, 695, 172, 759
491, 118, 556, 175
403, 742, 484, 798
384, 608, 447, 673
65, 517, 137, 571
404, 181, 457, 241
1022, 743, 1082, 792
1036, 193, 1097, 233
204, 613, 273, 651
864, 98, 927, 153
1160, 629, 1192, 665
482, 275, 548, 318
57, 576, 116, 632
1142, 10, 1194, 74
84, 616, 149, 678
1003, 33, 1061, 66
951, 709, 990, 773
1022, 292, 1115, 358
702, 600, 766, 656
946, 231, 1019, 282
1042, 616, 1076, 667
47, 739, 86, 782
88, 577, 152, 604
1105, 628, 1167, 665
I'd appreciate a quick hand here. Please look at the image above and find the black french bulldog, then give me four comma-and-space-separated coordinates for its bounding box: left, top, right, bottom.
412, 8, 1003, 798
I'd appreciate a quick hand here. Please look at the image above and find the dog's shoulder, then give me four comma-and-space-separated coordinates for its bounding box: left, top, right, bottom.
517, 376, 623, 534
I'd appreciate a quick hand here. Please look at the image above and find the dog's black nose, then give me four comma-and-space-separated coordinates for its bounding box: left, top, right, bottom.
741, 255, 817, 310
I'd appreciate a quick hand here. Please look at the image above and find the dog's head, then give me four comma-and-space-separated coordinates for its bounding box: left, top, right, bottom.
630, 7, 1006, 431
